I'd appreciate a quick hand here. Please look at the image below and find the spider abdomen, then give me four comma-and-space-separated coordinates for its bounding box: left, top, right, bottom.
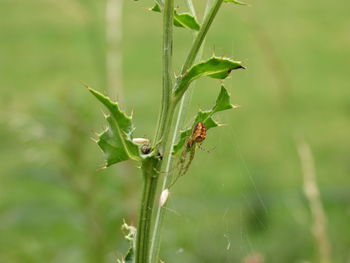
193, 122, 206, 143
186, 122, 206, 148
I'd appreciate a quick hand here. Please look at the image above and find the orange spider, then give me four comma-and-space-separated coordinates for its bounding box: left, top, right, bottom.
170, 122, 207, 187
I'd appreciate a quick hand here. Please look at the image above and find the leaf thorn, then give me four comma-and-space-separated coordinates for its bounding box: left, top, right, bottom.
233, 104, 241, 109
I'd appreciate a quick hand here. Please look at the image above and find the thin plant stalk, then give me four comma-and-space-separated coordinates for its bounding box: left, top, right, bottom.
163, 0, 212, 190
106, 0, 123, 100
298, 140, 332, 263
186, 0, 197, 17
177, 0, 223, 79
153, 0, 175, 149
78, 0, 107, 90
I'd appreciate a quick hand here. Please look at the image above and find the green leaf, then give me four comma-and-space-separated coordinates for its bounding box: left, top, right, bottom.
124, 247, 134, 263
174, 57, 245, 99
173, 10, 200, 31
150, 2, 161, 12
224, 0, 247, 5
120, 222, 136, 263
149, 2, 200, 31
212, 85, 233, 113
89, 88, 141, 167
173, 86, 234, 154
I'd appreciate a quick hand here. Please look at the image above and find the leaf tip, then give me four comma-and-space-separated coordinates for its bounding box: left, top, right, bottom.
218, 122, 228, 127
87, 86, 100, 97
80, 81, 91, 90
149, 3, 161, 12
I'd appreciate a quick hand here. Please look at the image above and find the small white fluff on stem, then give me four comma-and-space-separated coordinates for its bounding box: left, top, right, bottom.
132, 138, 150, 145
159, 189, 169, 207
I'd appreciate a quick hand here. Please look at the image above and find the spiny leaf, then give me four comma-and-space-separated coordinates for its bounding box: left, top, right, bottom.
89, 88, 141, 166
224, 0, 247, 5
174, 57, 244, 99
149, 2, 200, 31
173, 86, 234, 154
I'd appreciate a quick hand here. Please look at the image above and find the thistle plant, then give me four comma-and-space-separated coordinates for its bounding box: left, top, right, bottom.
87, 0, 246, 262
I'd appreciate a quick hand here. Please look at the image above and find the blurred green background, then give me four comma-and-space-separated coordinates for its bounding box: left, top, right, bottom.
1, 0, 349, 262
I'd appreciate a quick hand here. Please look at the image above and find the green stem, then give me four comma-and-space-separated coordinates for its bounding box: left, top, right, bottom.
135, 158, 160, 263
136, 0, 175, 263
154, 0, 175, 148
135, 105, 175, 263
179, 0, 224, 76
173, 0, 224, 105
137, 0, 224, 262
150, 0, 224, 262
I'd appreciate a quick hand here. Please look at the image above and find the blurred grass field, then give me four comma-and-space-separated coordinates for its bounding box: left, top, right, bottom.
1, 0, 349, 262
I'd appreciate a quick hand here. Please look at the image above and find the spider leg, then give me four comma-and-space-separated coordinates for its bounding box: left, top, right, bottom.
180, 146, 196, 177
169, 148, 188, 188
177, 149, 188, 175
197, 143, 214, 153
169, 145, 196, 189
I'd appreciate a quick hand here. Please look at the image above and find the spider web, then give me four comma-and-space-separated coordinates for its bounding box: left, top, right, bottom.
162, 102, 269, 263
